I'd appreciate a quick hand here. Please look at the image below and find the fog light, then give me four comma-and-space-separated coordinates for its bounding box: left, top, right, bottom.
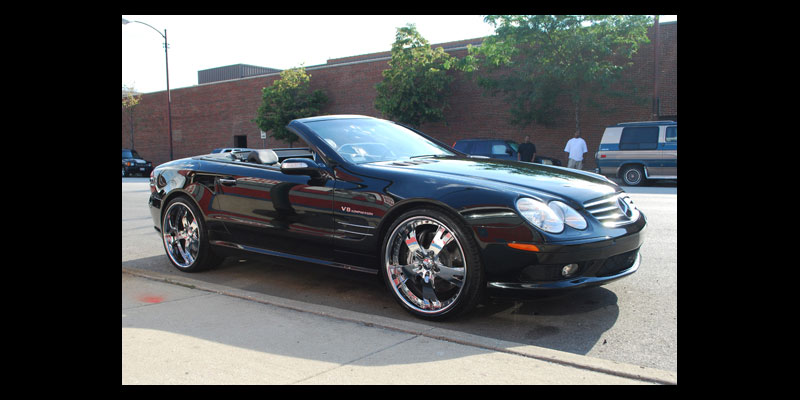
561, 263, 579, 277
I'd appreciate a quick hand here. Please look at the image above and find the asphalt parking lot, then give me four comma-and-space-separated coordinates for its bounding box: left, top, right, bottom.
122, 176, 677, 384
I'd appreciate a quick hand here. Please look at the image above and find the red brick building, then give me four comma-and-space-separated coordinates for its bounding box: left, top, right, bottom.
122, 21, 676, 170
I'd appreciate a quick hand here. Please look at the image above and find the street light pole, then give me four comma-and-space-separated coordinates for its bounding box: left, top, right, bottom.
122, 17, 174, 161
652, 15, 660, 120
163, 28, 173, 161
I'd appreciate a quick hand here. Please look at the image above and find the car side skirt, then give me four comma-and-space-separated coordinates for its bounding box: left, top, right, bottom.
209, 240, 378, 275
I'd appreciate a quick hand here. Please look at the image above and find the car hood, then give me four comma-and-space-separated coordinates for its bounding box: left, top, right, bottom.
369, 156, 619, 204
123, 158, 149, 163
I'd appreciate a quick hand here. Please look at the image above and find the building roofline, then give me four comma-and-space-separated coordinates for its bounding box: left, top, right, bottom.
151, 24, 673, 94
325, 37, 486, 65
196, 63, 282, 73
183, 37, 486, 92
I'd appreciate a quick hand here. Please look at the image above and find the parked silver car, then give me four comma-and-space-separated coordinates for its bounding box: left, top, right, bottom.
210, 147, 256, 154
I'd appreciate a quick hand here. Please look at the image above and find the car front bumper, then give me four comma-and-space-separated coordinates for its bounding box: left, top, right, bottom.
480, 214, 646, 293
124, 165, 153, 176
487, 250, 640, 291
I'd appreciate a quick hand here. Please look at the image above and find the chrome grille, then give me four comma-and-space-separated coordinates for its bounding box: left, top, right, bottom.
584, 193, 640, 228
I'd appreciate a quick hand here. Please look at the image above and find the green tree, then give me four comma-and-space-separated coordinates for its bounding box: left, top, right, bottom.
122, 85, 142, 149
375, 24, 455, 128
254, 66, 328, 147
469, 15, 653, 132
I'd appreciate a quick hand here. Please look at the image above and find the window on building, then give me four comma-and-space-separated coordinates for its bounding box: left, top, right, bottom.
234, 135, 247, 148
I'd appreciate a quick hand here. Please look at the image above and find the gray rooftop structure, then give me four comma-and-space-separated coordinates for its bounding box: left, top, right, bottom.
198, 64, 282, 85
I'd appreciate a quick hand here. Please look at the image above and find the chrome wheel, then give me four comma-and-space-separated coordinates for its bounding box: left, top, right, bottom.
384, 215, 467, 315
162, 201, 201, 269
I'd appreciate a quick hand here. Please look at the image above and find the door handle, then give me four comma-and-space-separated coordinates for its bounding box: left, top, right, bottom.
219, 178, 237, 186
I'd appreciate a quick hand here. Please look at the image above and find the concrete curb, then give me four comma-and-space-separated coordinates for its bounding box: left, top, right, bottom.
123, 267, 676, 385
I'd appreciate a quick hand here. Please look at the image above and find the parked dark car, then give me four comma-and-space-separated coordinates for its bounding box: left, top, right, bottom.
122, 148, 153, 177
453, 138, 563, 166
148, 115, 645, 320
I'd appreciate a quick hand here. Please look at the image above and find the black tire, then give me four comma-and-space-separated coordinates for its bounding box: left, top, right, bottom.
380, 207, 484, 320
161, 196, 224, 272
621, 165, 646, 186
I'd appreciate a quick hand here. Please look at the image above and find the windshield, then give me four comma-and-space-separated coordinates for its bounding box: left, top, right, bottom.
122, 149, 141, 159
305, 118, 454, 164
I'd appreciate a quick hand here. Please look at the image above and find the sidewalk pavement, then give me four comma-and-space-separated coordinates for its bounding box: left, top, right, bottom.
122, 268, 677, 385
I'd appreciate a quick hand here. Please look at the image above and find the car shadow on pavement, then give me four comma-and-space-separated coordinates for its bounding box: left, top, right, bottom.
123, 253, 619, 363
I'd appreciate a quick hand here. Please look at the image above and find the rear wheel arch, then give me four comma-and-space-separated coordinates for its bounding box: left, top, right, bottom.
617, 163, 647, 186
616, 162, 644, 175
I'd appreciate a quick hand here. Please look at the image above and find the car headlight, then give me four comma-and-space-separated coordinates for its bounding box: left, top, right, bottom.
516, 198, 587, 233
549, 201, 587, 230
516, 198, 564, 233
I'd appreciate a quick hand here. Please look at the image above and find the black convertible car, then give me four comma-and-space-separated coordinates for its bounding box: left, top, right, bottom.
148, 115, 646, 320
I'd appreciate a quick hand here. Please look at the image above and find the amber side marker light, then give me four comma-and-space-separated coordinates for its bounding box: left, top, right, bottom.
507, 243, 540, 252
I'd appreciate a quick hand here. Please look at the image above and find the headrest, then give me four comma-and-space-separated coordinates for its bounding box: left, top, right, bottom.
247, 149, 279, 165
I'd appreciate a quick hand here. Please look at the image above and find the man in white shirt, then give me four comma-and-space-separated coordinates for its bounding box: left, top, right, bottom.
564, 131, 588, 170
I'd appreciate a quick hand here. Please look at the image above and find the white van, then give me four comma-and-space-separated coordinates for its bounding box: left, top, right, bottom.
594, 121, 677, 186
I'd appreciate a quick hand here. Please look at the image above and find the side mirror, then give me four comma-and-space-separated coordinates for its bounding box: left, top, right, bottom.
280, 158, 322, 177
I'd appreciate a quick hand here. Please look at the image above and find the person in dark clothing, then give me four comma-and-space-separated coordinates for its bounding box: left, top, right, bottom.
517, 135, 537, 162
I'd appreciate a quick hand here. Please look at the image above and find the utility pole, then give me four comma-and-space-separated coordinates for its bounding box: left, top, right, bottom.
653, 15, 660, 120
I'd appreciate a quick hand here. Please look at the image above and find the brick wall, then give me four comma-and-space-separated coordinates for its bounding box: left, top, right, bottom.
123, 22, 676, 170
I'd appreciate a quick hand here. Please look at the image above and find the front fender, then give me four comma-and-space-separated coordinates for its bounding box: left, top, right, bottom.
150, 159, 219, 229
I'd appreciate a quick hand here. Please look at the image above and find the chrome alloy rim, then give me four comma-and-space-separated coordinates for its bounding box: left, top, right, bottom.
385, 216, 467, 314
162, 202, 201, 268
